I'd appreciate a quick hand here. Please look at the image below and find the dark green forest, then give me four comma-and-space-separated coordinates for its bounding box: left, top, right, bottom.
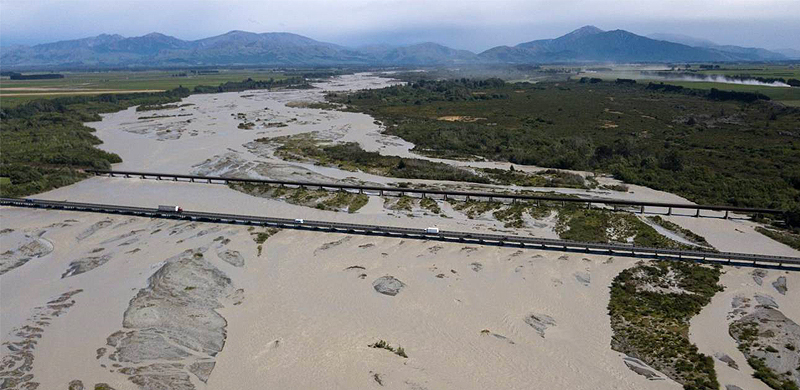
328, 78, 800, 217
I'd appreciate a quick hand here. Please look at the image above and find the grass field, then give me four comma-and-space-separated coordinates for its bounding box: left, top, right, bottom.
0, 70, 287, 106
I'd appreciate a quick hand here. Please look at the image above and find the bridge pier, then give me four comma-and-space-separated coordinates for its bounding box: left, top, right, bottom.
667, 207, 672, 216
695, 209, 701, 217
640, 205, 644, 214
157, 176, 161, 180
724, 210, 729, 219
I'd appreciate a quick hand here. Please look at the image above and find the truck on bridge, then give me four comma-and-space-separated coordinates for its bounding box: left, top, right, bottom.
158, 205, 183, 213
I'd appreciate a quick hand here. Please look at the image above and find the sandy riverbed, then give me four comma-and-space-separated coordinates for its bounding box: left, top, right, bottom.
2, 72, 799, 390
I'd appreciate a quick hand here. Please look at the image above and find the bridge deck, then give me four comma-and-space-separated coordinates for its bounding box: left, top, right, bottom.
87, 169, 785, 218
3, 197, 798, 269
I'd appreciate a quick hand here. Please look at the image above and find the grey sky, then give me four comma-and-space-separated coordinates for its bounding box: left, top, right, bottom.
1, 0, 799, 51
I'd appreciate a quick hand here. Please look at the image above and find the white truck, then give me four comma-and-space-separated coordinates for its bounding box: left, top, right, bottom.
425, 227, 440, 234
294, 218, 304, 224
158, 205, 183, 213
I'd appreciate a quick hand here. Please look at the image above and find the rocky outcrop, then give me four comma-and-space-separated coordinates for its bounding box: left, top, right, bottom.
730, 307, 800, 389
100, 249, 238, 389
524, 313, 556, 338
622, 356, 665, 381
77, 219, 113, 241
62, 254, 113, 278
0, 231, 54, 275
751, 269, 767, 286
714, 353, 739, 370
772, 276, 787, 295
0, 289, 82, 389
216, 249, 244, 267
373, 276, 405, 296
574, 271, 591, 286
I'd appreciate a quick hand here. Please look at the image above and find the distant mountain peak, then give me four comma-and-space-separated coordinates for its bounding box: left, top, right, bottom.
0, 26, 787, 68
568, 25, 604, 36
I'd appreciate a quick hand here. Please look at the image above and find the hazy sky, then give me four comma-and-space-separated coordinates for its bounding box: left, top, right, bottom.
1, 0, 799, 51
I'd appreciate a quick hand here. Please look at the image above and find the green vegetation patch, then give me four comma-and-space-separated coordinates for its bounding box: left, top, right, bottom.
230, 182, 367, 214
419, 197, 442, 214
755, 227, 800, 251
369, 340, 408, 358
647, 216, 714, 249
250, 227, 281, 256
556, 207, 694, 249
261, 134, 489, 184
609, 261, 723, 390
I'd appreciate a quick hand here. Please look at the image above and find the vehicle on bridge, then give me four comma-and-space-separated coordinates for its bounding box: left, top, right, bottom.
158, 205, 183, 213
426, 227, 440, 234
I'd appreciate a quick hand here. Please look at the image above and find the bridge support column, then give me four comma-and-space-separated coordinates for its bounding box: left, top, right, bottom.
207, 179, 211, 184
125, 174, 130, 178
465, 195, 469, 201
443, 194, 447, 200
157, 176, 161, 180
173, 177, 177, 181
586, 202, 590, 209
667, 207, 672, 216
359, 188, 363, 194
141, 175, 146, 179
724, 210, 729, 219
190, 178, 194, 182
640, 205, 644, 213
695, 209, 700, 217
379, 190, 383, 195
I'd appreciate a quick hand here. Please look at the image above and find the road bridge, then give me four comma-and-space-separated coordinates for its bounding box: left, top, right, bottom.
3, 197, 798, 269
87, 169, 785, 220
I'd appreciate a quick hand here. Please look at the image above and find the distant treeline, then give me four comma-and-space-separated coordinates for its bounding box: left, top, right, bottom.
191, 77, 310, 93
1, 72, 64, 80
330, 78, 508, 105
729, 74, 800, 87
645, 82, 770, 103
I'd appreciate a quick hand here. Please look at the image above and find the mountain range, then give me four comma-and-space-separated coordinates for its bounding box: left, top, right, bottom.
0, 26, 791, 69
